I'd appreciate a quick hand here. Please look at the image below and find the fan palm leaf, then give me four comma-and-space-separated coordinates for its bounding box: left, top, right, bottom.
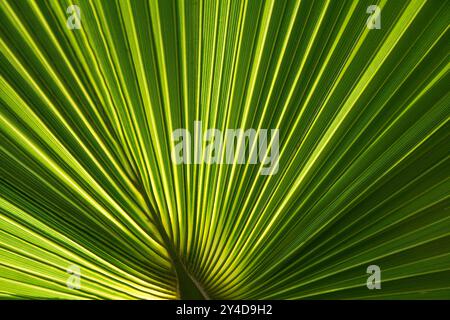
0, 0, 449, 299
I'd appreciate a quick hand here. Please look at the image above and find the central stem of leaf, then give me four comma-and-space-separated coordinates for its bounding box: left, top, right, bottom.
139, 184, 208, 299
170, 253, 209, 300
158, 231, 208, 299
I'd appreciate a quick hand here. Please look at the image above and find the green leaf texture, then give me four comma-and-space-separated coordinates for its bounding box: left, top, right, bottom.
0, 0, 449, 299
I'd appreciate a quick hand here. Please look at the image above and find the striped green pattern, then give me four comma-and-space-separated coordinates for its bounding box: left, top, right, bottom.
0, 0, 449, 299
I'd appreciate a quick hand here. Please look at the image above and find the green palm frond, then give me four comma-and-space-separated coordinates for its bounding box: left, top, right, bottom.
0, 0, 449, 299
